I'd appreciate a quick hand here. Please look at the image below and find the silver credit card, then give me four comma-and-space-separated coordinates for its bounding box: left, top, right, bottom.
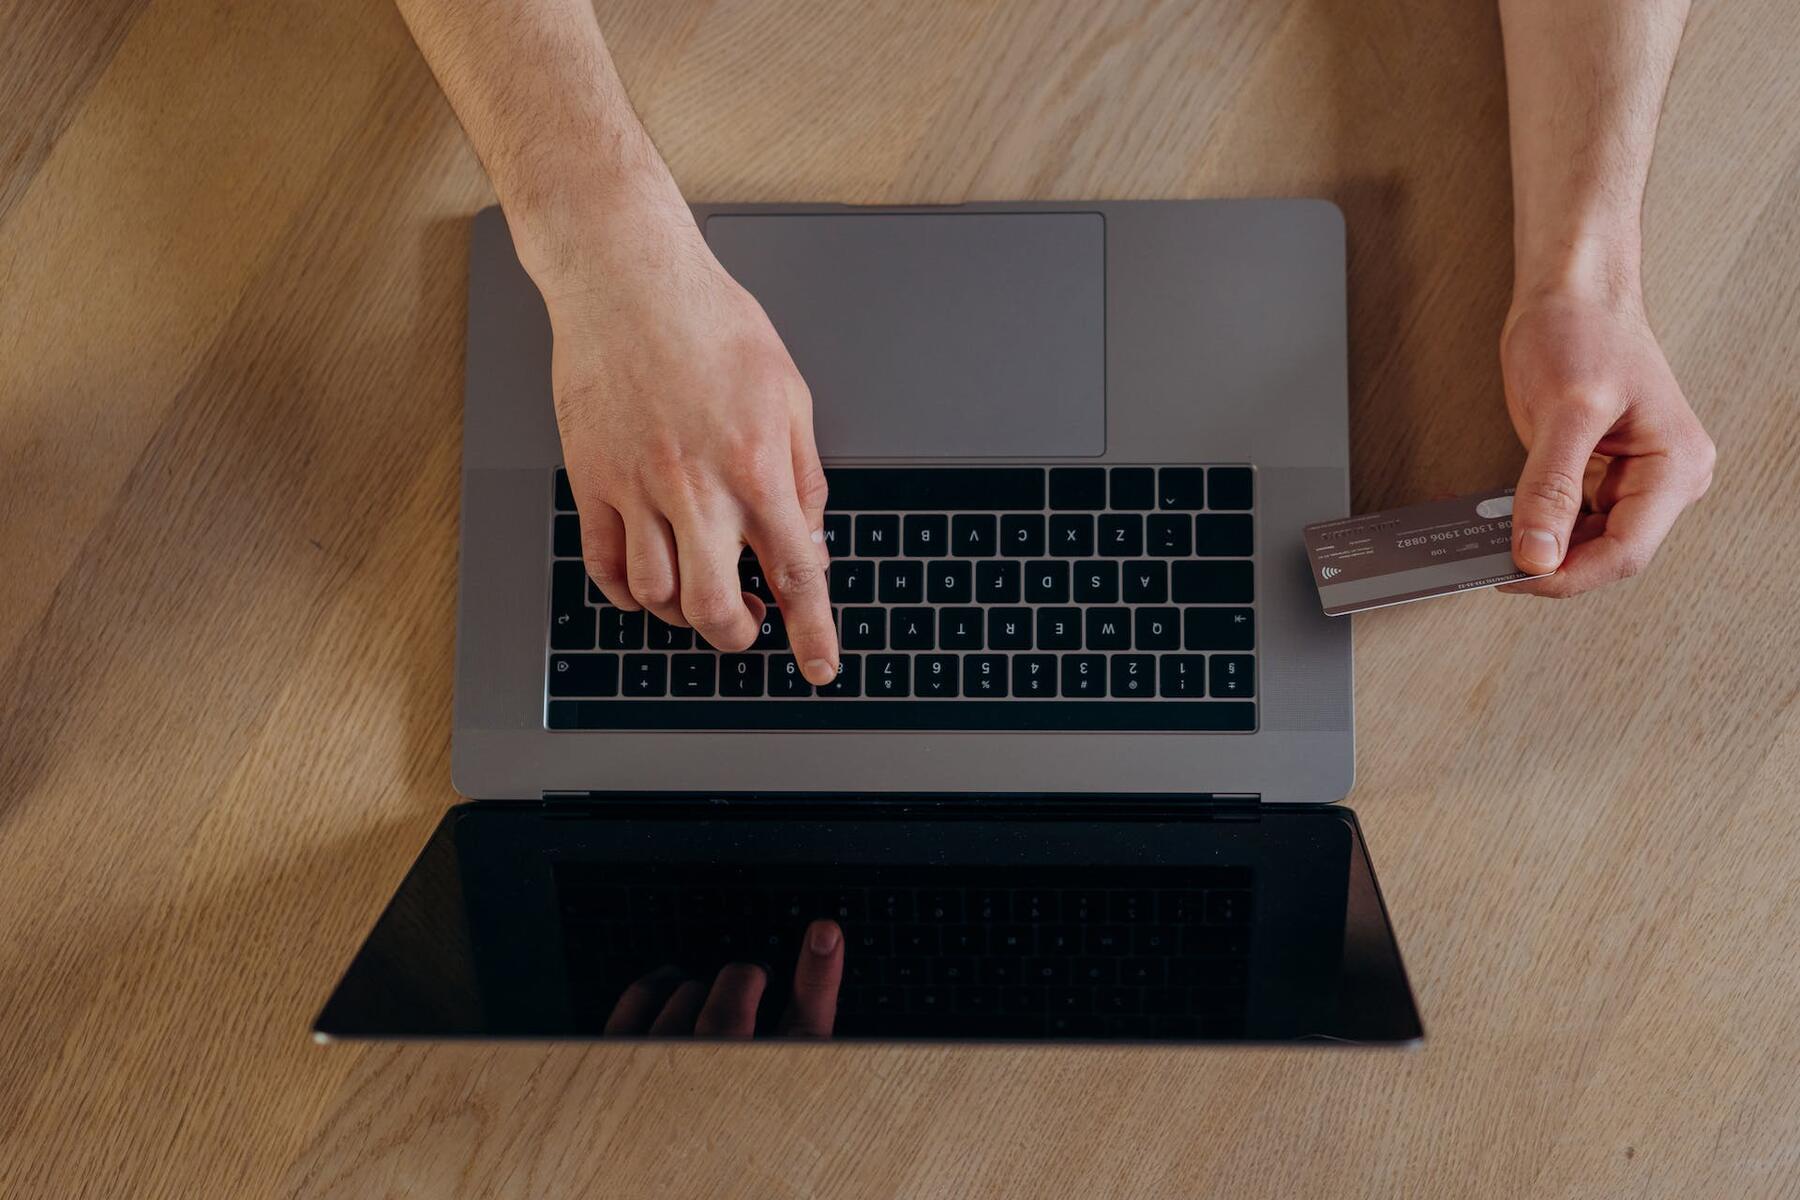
1303, 488, 1548, 617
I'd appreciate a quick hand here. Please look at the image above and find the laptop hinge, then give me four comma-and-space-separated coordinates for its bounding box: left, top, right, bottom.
538, 791, 1263, 818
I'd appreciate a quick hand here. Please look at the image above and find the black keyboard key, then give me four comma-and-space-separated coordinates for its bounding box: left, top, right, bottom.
1134, 607, 1180, 650
972, 891, 1011, 922
553, 468, 575, 511
933, 958, 976, 985
1049, 514, 1094, 556
1012, 654, 1057, 697
1085, 607, 1131, 649
889, 607, 935, 650
551, 559, 589, 611
951, 514, 997, 556
1208, 466, 1254, 510
818, 656, 862, 697
1061, 654, 1106, 697
1098, 513, 1142, 557
828, 560, 875, 603
964, 654, 1008, 696
737, 557, 775, 603
1026, 959, 1071, 986
553, 513, 582, 558
622, 654, 667, 696
871, 889, 914, 921
1110, 467, 1154, 510
1146, 514, 1191, 556
915, 654, 959, 696
647, 616, 693, 650
939, 608, 984, 650
855, 514, 899, 557
927, 560, 971, 603
920, 890, 964, 922
1210, 655, 1255, 697
1123, 561, 1167, 603
878, 560, 924, 603
1024, 560, 1069, 603
767, 657, 812, 696
822, 513, 851, 557
550, 604, 595, 650
1207, 890, 1253, 925
1110, 891, 1154, 922
719, 653, 765, 696
1172, 561, 1254, 603
1073, 560, 1118, 603
1001, 514, 1045, 557
842, 608, 885, 650
1184, 607, 1255, 650
1049, 467, 1105, 509
599, 608, 643, 650
587, 579, 607, 606
826, 467, 1045, 511
1131, 925, 1177, 956
1036, 607, 1081, 650
988, 608, 1033, 650
867, 654, 910, 696
1063, 889, 1105, 922
1086, 926, 1130, 955
670, 654, 716, 696
548, 653, 618, 696
1073, 957, 1114, 985
752, 610, 787, 650
1157, 467, 1207, 509
903, 514, 948, 557
1160, 655, 1208, 697
976, 559, 1021, 602
1110, 655, 1155, 697
1194, 513, 1254, 556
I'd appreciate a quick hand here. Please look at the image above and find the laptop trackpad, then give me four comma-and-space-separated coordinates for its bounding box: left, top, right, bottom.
704, 213, 1105, 458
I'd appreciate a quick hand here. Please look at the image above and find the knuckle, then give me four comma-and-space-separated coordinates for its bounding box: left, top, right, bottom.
682, 586, 744, 634
769, 556, 825, 597
794, 459, 830, 510
1523, 467, 1584, 514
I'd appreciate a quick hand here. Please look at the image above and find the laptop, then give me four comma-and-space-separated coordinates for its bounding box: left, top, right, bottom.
314, 201, 1422, 1044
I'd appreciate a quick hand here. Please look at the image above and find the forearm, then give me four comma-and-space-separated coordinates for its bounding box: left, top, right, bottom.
393, 0, 691, 295
1498, 0, 1690, 302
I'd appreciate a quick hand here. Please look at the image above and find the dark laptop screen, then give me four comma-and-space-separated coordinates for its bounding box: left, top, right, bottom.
315, 802, 1419, 1045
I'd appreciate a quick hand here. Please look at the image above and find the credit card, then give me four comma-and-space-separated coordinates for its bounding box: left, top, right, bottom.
1302, 488, 1548, 617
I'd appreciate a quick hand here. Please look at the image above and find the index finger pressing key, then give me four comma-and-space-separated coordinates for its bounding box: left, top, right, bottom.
749, 507, 838, 685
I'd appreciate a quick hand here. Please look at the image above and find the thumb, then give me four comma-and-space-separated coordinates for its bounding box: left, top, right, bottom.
1511, 401, 1610, 575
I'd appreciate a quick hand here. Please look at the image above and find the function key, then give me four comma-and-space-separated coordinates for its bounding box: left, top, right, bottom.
855, 514, 899, 557
1049, 513, 1094, 556
951, 514, 997, 556
1209, 655, 1255, 698
1157, 467, 1207, 510
553, 468, 575, 511
821, 513, 852, 556
1194, 513, 1254, 556
903, 514, 948, 557
553, 513, 582, 558
1110, 467, 1155, 510
1049, 467, 1107, 510
1001, 514, 1046, 557
1207, 467, 1254, 510
548, 653, 618, 697
1173, 561, 1254, 604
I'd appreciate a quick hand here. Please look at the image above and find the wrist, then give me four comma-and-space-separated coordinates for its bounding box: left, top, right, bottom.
497, 130, 700, 305
1512, 216, 1645, 311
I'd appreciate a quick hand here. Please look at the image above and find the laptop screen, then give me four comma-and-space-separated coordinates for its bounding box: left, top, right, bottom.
315, 802, 1419, 1045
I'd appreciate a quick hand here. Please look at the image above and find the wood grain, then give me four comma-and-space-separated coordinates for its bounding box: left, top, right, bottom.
2, 1, 1797, 1196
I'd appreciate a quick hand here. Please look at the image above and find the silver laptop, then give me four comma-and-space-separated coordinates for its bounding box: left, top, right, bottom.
314, 201, 1419, 1045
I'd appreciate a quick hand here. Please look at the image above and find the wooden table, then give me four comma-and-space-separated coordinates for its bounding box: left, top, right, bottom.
5, 2, 1798, 1196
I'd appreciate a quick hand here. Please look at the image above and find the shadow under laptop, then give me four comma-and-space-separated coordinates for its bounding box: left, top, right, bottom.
314, 800, 1421, 1045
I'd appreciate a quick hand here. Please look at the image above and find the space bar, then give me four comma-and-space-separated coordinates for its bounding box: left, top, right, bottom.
823, 468, 1046, 511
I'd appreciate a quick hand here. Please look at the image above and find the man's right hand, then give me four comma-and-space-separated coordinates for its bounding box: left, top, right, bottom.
537, 215, 839, 686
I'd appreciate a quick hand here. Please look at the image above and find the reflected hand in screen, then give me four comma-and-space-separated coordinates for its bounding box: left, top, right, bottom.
602, 919, 844, 1039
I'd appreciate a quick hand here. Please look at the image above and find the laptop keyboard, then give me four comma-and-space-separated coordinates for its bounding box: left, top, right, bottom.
556, 863, 1253, 1039
545, 465, 1257, 731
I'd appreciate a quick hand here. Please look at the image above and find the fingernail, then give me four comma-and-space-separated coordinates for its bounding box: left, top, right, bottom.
803, 659, 835, 685
1518, 529, 1561, 570
810, 528, 824, 544
808, 922, 840, 955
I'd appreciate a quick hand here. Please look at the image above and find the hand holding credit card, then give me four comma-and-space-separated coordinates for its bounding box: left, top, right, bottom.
1303, 489, 1551, 616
